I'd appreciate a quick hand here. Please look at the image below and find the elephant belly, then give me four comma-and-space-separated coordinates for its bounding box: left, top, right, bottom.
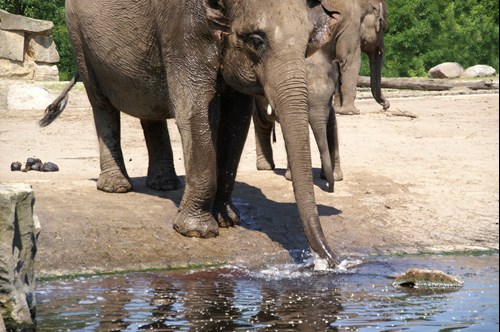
100, 74, 173, 121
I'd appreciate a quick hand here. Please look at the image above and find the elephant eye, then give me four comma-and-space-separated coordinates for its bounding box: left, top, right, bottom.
240, 32, 267, 55
250, 34, 265, 49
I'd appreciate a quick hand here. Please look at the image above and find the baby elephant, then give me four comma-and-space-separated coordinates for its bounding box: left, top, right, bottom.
253, 50, 343, 192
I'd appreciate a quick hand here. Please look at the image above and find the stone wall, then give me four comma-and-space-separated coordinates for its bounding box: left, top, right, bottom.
0, 9, 60, 81
0, 183, 40, 330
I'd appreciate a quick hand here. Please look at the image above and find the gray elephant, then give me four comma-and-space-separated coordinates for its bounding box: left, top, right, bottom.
253, 54, 342, 192
252, 0, 390, 190
40, 0, 343, 267
332, 0, 390, 115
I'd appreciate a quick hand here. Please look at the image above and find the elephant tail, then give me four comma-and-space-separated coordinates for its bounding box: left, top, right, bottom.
39, 72, 80, 127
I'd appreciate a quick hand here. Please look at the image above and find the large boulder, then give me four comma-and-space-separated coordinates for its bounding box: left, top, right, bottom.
0, 9, 53, 33
461, 65, 497, 78
6, 83, 52, 110
0, 30, 25, 62
0, 183, 40, 330
428, 62, 464, 79
0, 10, 59, 81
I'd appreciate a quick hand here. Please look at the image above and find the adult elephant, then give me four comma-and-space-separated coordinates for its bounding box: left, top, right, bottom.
333, 0, 390, 115
40, 0, 342, 267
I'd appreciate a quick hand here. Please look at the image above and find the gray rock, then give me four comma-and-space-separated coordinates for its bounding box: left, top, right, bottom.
0, 183, 40, 330
33, 63, 59, 81
6, 83, 52, 110
0, 30, 25, 62
27, 35, 60, 63
462, 65, 497, 78
0, 9, 53, 34
0, 59, 35, 80
428, 62, 464, 79
390, 268, 463, 289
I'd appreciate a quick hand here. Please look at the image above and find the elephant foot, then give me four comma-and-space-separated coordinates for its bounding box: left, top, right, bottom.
336, 105, 360, 115
285, 167, 292, 181
147, 173, 181, 191
256, 159, 275, 171
97, 171, 132, 193
213, 201, 240, 228
334, 168, 344, 182
173, 210, 219, 238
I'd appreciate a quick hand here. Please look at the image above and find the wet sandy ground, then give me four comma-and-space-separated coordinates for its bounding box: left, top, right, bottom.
0, 83, 498, 277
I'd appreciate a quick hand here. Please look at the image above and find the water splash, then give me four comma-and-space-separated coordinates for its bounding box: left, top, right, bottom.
312, 253, 364, 273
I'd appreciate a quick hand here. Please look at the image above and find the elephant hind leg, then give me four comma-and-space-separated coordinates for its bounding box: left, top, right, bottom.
91, 100, 132, 193
141, 119, 180, 191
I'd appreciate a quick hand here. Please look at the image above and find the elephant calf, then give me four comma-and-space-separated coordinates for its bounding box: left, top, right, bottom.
253, 50, 343, 193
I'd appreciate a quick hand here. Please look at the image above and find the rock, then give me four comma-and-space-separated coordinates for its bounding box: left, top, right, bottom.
428, 62, 464, 79
6, 84, 52, 110
0, 59, 35, 80
0, 183, 40, 330
390, 268, 464, 289
0, 30, 25, 62
0, 9, 53, 34
0, 9, 59, 81
33, 63, 59, 81
27, 35, 60, 63
461, 65, 497, 78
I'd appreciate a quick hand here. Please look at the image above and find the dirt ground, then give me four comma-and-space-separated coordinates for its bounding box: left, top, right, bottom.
0, 82, 498, 277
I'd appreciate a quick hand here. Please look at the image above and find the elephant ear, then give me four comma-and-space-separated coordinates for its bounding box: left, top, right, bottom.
319, 0, 342, 20
306, 0, 343, 57
204, 0, 229, 43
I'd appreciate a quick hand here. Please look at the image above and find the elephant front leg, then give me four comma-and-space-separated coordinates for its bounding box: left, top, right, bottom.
214, 89, 253, 228
328, 109, 343, 182
173, 105, 219, 238
93, 104, 132, 193
334, 42, 362, 115
141, 119, 180, 191
253, 97, 276, 171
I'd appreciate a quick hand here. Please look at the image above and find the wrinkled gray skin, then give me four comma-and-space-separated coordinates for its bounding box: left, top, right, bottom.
42, 0, 343, 267
332, 0, 390, 115
253, 52, 342, 192
252, 0, 389, 189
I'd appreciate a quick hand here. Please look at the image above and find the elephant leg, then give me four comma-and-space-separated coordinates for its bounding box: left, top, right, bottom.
213, 87, 253, 228
253, 98, 276, 171
92, 101, 132, 193
69, 32, 132, 193
141, 119, 180, 191
310, 105, 335, 192
253, 109, 275, 171
334, 39, 362, 116
328, 109, 343, 182
170, 72, 220, 238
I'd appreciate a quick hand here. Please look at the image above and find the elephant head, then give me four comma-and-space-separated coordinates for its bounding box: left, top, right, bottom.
361, 0, 390, 109
207, 0, 342, 266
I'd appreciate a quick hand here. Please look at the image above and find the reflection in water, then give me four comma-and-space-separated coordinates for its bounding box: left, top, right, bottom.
35, 254, 498, 331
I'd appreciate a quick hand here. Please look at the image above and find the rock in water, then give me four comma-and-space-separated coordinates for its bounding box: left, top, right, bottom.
390, 268, 463, 289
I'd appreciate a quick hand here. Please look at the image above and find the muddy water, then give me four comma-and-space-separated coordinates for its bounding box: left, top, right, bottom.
35, 254, 498, 331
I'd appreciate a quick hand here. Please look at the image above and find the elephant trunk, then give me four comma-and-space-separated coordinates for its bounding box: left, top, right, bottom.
268, 58, 339, 267
369, 45, 390, 110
